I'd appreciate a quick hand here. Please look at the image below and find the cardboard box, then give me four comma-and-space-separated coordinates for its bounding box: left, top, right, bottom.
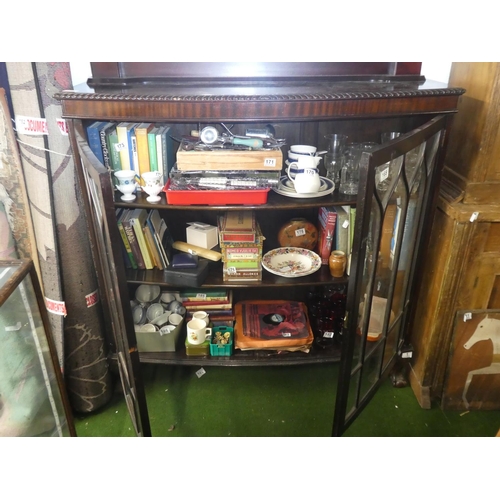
176, 147, 283, 171
186, 222, 218, 250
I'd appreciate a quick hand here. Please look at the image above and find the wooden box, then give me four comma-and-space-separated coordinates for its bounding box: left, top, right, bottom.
408, 196, 500, 409
176, 147, 283, 171
443, 62, 500, 204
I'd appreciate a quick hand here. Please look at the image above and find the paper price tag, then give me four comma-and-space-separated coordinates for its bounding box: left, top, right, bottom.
264, 158, 276, 167
380, 166, 389, 182
196, 293, 207, 300
342, 220, 349, 229
281, 332, 292, 337
323, 331, 334, 338
115, 142, 126, 152
196, 368, 206, 378
295, 228, 306, 237
463, 312, 472, 322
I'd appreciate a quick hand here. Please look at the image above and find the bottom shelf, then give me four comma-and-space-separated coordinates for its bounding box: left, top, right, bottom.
130, 344, 341, 367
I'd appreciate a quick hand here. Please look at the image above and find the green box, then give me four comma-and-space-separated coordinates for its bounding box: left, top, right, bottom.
210, 326, 233, 356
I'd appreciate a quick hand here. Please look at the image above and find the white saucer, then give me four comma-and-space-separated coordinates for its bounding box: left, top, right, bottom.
273, 176, 335, 198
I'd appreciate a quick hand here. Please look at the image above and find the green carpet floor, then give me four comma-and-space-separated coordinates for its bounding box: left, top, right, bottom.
73, 363, 500, 437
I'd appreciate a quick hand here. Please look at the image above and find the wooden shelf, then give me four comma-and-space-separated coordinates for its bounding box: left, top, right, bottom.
121, 343, 341, 367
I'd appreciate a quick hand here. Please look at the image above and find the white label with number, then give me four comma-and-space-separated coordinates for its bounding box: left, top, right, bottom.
196, 368, 206, 378
323, 331, 334, 338
380, 166, 389, 182
295, 228, 306, 237
264, 158, 276, 167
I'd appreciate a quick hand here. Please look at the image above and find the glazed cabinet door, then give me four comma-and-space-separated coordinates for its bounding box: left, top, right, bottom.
333, 115, 449, 436
70, 121, 151, 437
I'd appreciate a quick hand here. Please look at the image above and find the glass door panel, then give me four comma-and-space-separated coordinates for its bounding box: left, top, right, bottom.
73, 123, 151, 437
333, 115, 448, 436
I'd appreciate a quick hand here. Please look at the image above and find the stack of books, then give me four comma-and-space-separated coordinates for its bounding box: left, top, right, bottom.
180, 289, 234, 327
85, 121, 176, 187
116, 208, 173, 271
218, 211, 264, 282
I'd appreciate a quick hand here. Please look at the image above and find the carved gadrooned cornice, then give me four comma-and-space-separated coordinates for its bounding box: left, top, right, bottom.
54, 87, 466, 102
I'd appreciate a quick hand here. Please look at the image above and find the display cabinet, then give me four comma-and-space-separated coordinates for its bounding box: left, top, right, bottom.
55, 63, 464, 436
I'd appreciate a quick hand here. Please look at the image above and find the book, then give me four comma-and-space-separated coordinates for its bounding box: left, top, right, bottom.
122, 209, 145, 269
159, 125, 175, 183
334, 206, 350, 254
147, 126, 160, 172
143, 224, 162, 269
116, 122, 137, 171
145, 211, 166, 269
155, 126, 164, 181
316, 206, 337, 265
105, 124, 122, 186
129, 208, 154, 269
86, 121, 108, 164
149, 209, 172, 267
116, 208, 138, 269
99, 122, 115, 169
180, 289, 228, 299
131, 133, 139, 173
135, 123, 154, 183
349, 206, 356, 256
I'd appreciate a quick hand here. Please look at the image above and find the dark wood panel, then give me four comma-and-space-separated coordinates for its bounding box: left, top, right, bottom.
91, 62, 422, 80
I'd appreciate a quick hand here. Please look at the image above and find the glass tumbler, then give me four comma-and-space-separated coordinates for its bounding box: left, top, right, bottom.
324, 134, 348, 185
340, 142, 377, 196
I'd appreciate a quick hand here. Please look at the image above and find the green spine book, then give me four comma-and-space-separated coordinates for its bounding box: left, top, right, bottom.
147, 126, 160, 172
106, 124, 121, 186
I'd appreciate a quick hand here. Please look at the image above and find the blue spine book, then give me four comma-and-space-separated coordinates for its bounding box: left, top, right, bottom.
86, 121, 108, 164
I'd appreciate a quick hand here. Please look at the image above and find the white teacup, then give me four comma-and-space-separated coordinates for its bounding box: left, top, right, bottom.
114, 170, 138, 201
141, 171, 163, 203
192, 311, 210, 327
186, 318, 212, 345
168, 313, 183, 326
290, 145, 317, 156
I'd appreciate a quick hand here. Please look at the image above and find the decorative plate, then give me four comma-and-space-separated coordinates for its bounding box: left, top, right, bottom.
262, 247, 321, 278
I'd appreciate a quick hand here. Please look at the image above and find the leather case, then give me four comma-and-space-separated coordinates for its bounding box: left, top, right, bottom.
171, 253, 199, 268
163, 259, 209, 287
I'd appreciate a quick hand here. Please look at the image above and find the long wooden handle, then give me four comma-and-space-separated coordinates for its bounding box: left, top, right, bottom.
172, 241, 222, 262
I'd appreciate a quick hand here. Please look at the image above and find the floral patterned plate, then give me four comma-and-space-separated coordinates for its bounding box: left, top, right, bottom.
262, 247, 321, 278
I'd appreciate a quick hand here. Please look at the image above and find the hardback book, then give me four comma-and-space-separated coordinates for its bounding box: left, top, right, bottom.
143, 224, 162, 269
334, 205, 349, 254
116, 122, 138, 171
155, 126, 165, 181
105, 124, 121, 186
180, 289, 228, 299
86, 121, 108, 164
135, 123, 154, 182
147, 126, 160, 172
316, 206, 337, 265
129, 208, 154, 269
116, 208, 137, 269
380, 203, 397, 270
145, 211, 164, 269
160, 125, 175, 182
149, 209, 173, 267
131, 134, 139, 173
121, 209, 145, 269
348, 206, 356, 256
99, 122, 115, 169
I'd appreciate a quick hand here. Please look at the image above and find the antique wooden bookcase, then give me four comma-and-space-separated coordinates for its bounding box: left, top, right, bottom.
56, 62, 464, 436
